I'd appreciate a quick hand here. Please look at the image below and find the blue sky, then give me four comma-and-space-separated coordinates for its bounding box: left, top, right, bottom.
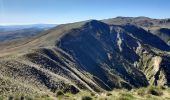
0, 0, 170, 25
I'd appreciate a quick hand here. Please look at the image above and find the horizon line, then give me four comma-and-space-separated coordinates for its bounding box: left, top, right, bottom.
0, 16, 170, 26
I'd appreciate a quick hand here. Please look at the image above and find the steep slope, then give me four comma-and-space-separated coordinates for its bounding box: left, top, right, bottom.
56, 20, 170, 87
0, 19, 170, 96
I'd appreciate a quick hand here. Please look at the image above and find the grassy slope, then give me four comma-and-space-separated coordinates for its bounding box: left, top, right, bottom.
0, 21, 85, 57
0, 86, 170, 100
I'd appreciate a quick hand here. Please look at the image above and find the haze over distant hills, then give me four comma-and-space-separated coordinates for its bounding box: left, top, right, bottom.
0, 24, 57, 42
0, 17, 170, 99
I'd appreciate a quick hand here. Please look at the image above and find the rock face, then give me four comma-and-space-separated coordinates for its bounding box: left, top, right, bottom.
0, 18, 170, 95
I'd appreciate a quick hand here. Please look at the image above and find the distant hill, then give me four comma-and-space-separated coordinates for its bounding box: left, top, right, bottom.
0, 24, 57, 42
0, 24, 57, 32
102, 16, 170, 27
102, 17, 170, 46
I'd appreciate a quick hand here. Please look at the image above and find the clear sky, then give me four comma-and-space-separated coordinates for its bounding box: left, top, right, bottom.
0, 0, 170, 25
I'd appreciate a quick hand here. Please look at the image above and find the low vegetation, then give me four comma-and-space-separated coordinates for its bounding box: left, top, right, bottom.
0, 86, 170, 100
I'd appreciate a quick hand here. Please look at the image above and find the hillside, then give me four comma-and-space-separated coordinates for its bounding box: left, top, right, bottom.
0, 17, 170, 99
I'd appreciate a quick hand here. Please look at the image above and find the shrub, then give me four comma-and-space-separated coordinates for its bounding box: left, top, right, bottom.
50, 87, 57, 93
160, 86, 166, 90
90, 92, 95, 96
137, 86, 163, 96
106, 93, 112, 96
8, 96, 13, 100
82, 96, 93, 100
148, 86, 163, 96
56, 91, 64, 97
20, 96, 24, 100
63, 85, 79, 94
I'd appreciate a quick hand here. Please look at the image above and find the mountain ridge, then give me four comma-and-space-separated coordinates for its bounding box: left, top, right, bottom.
0, 18, 170, 97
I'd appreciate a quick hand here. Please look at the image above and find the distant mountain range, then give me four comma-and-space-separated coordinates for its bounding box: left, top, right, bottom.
102, 16, 170, 45
0, 24, 57, 42
0, 17, 170, 97
0, 24, 57, 32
